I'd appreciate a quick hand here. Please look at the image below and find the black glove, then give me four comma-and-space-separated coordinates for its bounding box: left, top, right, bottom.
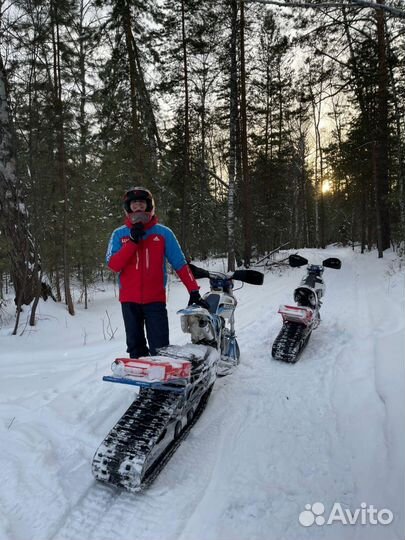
130, 222, 146, 244
188, 290, 210, 310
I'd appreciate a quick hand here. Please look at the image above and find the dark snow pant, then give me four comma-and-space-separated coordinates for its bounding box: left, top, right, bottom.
121, 302, 169, 357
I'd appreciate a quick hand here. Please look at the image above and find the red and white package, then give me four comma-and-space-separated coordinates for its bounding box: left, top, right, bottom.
111, 357, 191, 383
278, 305, 314, 325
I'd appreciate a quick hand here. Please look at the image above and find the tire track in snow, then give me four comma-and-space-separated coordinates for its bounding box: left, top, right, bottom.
50, 483, 117, 540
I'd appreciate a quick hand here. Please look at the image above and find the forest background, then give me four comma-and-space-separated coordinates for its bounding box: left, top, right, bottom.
0, 0, 404, 322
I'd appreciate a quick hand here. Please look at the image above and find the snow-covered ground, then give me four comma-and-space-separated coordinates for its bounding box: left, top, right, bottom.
0, 247, 403, 540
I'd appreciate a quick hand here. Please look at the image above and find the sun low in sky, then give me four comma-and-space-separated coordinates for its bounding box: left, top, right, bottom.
322, 180, 332, 194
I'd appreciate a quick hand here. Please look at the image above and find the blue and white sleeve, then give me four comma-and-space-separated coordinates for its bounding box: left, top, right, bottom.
164, 229, 187, 271
106, 230, 122, 264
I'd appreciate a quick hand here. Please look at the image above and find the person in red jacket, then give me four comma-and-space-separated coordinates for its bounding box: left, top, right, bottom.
106, 187, 207, 357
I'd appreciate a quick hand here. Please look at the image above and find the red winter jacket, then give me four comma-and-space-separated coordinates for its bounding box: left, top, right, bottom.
106, 216, 199, 304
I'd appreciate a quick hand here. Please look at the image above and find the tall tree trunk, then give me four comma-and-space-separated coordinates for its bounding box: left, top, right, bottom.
385, 24, 405, 241
342, 8, 367, 114
78, 0, 89, 309
200, 56, 209, 258
278, 63, 283, 158
122, 0, 145, 178
121, 0, 161, 180
342, 7, 371, 251
180, 0, 190, 250
374, 0, 391, 256
319, 150, 325, 248
79, 0, 88, 171
297, 132, 309, 247
239, 0, 252, 266
360, 173, 367, 253
25, 31, 45, 325
309, 60, 325, 248
313, 115, 320, 247
264, 60, 271, 161
227, 0, 238, 271
50, 0, 74, 315
0, 52, 43, 313
131, 39, 161, 171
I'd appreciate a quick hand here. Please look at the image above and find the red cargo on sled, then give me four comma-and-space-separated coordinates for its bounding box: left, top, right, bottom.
278, 305, 314, 325
111, 357, 192, 383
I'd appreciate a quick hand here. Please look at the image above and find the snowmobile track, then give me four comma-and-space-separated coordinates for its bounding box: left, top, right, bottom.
92, 381, 214, 493
141, 383, 214, 488
271, 321, 311, 363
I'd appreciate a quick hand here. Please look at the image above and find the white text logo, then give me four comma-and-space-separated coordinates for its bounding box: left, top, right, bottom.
298, 502, 394, 527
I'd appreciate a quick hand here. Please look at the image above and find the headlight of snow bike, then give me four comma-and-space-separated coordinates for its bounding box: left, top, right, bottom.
181, 314, 215, 342
294, 287, 317, 308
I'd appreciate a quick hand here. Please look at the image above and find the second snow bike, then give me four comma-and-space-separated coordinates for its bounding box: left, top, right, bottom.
272, 254, 341, 363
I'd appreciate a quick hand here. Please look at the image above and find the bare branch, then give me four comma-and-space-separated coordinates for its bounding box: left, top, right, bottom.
244, 0, 405, 19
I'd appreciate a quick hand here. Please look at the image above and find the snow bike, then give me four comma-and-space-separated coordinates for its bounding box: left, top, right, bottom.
188, 263, 264, 376
92, 265, 264, 493
272, 254, 341, 363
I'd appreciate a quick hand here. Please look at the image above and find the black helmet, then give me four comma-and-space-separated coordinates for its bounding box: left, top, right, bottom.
123, 187, 155, 215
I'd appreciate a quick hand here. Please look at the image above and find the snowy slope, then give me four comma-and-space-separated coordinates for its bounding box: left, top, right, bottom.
0, 248, 403, 540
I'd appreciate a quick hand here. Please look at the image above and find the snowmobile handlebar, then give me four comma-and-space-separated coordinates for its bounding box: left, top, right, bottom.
232, 269, 264, 285
288, 254, 342, 270
188, 263, 264, 286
